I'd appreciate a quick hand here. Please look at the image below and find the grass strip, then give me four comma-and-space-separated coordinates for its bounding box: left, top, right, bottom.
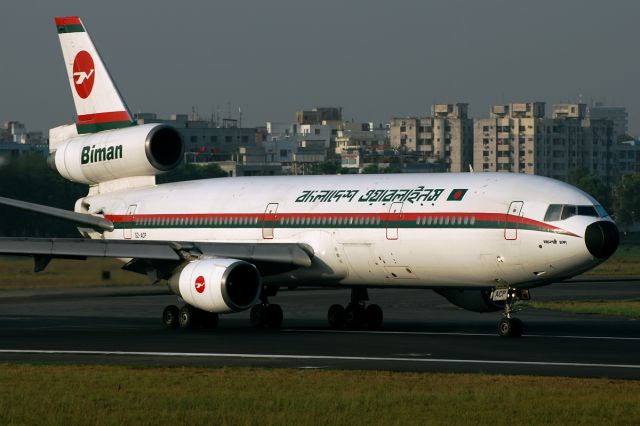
0, 256, 147, 289
530, 300, 640, 319
587, 243, 640, 275
0, 364, 639, 425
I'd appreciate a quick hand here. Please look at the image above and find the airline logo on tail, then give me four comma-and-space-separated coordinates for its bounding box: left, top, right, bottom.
55, 16, 135, 134
72, 51, 95, 98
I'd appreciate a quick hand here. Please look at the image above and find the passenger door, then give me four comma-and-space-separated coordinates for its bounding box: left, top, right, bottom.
262, 203, 279, 239
504, 201, 524, 240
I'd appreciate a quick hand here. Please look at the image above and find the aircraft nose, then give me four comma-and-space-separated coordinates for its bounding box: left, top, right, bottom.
584, 221, 619, 259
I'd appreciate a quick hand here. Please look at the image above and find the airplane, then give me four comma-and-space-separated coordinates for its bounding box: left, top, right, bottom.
0, 16, 620, 338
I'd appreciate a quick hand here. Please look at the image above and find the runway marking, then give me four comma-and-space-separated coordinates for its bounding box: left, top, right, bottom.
0, 349, 640, 370
282, 329, 640, 341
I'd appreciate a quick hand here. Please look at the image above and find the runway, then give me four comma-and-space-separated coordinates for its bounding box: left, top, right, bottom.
0, 279, 639, 379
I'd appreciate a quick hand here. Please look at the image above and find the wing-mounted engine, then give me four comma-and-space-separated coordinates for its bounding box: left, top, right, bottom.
49, 123, 183, 185
168, 258, 262, 314
435, 289, 504, 313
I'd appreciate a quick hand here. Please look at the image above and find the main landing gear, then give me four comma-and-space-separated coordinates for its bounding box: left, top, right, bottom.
492, 288, 530, 338
250, 287, 283, 329
162, 304, 219, 330
327, 288, 383, 330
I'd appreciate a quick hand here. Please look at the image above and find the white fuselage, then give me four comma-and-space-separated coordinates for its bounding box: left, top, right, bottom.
78, 172, 608, 289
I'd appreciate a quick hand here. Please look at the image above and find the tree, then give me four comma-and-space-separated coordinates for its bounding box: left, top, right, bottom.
613, 173, 640, 230
568, 167, 612, 212
157, 162, 227, 183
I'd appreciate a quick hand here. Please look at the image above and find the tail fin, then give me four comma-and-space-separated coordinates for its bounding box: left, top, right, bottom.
55, 16, 134, 134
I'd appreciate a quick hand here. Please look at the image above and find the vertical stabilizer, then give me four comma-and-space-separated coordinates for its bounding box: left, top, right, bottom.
55, 16, 134, 134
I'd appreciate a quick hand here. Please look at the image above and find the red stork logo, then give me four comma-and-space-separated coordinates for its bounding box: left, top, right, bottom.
194, 276, 206, 294
72, 50, 95, 99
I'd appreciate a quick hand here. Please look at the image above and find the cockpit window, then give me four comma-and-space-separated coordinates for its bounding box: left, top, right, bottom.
577, 205, 598, 217
561, 205, 577, 220
544, 204, 563, 221
544, 204, 603, 222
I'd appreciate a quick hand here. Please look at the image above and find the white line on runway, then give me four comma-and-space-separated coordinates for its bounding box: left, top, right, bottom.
281, 329, 640, 341
0, 349, 639, 370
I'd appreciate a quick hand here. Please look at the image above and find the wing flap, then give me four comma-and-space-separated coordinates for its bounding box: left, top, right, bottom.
0, 238, 180, 260
0, 238, 313, 267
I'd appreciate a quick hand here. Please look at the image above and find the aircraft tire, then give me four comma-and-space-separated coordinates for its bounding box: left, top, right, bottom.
327, 304, 346, 329
345, 303, 365, 329
365, 304, 383, 330
162, 305, 180, 328
179, 305, 199, 329
250, 304, 268, 327
266, 304, 283, 329
497, 317, 523, 338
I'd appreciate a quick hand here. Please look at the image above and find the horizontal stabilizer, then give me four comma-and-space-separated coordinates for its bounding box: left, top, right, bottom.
0, 196, 114, 232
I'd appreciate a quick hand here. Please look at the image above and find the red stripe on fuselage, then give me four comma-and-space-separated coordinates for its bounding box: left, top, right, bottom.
103, 211, 578, 236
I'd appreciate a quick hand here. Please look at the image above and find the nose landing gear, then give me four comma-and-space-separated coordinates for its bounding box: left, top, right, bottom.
492, 288, 529, 338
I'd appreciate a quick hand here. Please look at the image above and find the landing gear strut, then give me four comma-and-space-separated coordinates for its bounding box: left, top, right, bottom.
250, 286, 283, 329
493, 288, 529, 338
327, 288, 383, 330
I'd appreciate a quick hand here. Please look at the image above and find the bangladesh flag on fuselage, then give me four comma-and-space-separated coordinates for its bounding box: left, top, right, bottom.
447, 189, 468, 201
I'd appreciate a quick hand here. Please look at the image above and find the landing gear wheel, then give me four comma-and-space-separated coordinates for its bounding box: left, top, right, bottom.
327, 304, 346, 329
365, 304, 383, 330
498, 317, 523, 338
162, 305, 180, 328
266, 304, 283, 329
344, 303, 365, 329
250, 304, 268, 327
179, 305, 199, 329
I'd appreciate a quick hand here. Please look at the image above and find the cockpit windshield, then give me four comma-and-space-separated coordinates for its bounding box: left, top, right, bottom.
544, 204, 608, 222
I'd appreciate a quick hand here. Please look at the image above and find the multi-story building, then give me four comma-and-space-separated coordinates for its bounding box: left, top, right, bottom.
295, 107, 342, 125
474, 102, 615, 185
135, 113, 258, 163
390, 103, 473, 172
588, 102, 628, 140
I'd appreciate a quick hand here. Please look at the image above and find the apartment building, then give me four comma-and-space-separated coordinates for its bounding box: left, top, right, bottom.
390, 103, 473, 172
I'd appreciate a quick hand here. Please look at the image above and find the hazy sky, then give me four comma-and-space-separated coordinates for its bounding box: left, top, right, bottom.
2, 0, 639, 134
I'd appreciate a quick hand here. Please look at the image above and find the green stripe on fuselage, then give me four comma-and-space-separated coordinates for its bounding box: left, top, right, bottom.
111, 218, 574, 236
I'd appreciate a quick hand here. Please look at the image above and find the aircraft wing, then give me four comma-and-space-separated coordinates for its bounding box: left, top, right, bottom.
0, 237, 313, 274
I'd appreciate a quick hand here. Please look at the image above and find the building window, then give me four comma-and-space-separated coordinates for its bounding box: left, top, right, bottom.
314, 129, 321, 135
225, 136, 232, 143
190, 136, 197, 142
400, 126, 406, 132
241, 136, 249, 143
210, 136, 217, 142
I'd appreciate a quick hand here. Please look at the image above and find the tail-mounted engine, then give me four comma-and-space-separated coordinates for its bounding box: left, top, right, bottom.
49, 123, 183, 185
168, 258, 262, 314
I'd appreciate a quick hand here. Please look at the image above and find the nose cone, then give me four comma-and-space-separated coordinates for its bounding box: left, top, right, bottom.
585, 221, 619, 259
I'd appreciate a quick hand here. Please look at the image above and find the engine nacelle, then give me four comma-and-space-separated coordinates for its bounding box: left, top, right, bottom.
435, 289, 504, 313
51, 123, 183, 184
168, 258, 262, 314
